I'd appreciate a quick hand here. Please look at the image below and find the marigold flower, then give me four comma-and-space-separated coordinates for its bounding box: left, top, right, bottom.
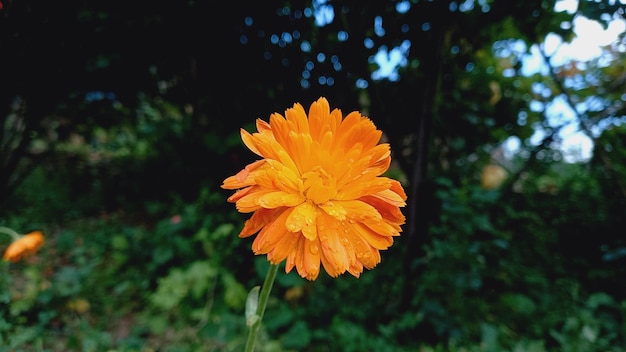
222, 97, 407, 280
3, 230, 45, 263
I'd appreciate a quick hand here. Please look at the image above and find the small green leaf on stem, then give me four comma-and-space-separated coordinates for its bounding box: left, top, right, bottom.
245, 286, 260, 326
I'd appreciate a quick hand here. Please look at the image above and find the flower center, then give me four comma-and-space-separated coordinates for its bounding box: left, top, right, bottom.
301, 166, 337, 205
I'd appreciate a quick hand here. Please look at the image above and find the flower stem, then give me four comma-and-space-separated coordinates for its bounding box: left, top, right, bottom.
244, 263, 279, 352
0, 227, 20, 241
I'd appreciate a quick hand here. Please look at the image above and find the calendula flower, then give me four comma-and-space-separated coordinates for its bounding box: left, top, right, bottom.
3, 230, 45, 263
222, 97, 407, 280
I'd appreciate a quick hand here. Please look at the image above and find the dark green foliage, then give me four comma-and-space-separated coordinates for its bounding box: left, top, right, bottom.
3, 122, 626, 351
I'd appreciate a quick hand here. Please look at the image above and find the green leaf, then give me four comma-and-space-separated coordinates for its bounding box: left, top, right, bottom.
245, 286, 260, 327
221, 272, 247, 309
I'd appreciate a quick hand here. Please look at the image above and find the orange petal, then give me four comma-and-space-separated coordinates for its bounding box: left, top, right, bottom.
267, 231, 300, 264
256, 191, 304, 209
347, 261, 364, 278
251, 208, 292, 254
319, 201, 347, 221
360, 195, 406, 224
240, 129, 262, 157
390, 179, 408, 201
352, 222, 394, 249
344, 225, 380, 269
300, 238, 321, 280
317, 214, 350, 276
221, 160, 266, 190
337, 177, 391, 201
284, 102, 310, 135
268, 113, 293, 150
239, 208, 284, 238
285, 201, 318, 240
362, 219, 400, 237
308, 97, 332, 141
341, 200, 383, 222
285, 237, 302, 275
371, 187, 407, 207
234, 187, 270, 213
289, 132, 315, 173
365, 144, 392, 176
227, 186, 253, 203
256, 118, 272, 133
335, 112, 381, 152
259, 159, 302, 192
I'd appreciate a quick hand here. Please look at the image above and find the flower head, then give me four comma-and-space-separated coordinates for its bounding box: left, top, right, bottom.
222, 97, 407, 280
3, 230, 45, 263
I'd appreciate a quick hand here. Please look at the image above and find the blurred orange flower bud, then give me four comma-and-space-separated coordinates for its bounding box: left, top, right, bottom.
3, 230, 45, 263
481, 164, 507, 190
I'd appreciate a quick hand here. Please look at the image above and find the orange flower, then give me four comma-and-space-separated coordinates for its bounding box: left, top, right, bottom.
3, 230, 45, 263
222, 97, 407, 280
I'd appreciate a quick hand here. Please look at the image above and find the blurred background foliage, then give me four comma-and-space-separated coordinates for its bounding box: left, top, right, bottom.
1, 0, 625, 350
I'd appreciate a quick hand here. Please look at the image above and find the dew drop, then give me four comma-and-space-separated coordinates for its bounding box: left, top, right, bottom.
310, 244, 319, 255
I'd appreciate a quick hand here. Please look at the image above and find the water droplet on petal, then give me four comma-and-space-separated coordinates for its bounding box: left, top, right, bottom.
310, 244, 319, 255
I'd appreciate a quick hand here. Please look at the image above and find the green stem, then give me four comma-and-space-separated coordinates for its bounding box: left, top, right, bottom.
0, 227, 20, 241
244, 263, 279, 352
